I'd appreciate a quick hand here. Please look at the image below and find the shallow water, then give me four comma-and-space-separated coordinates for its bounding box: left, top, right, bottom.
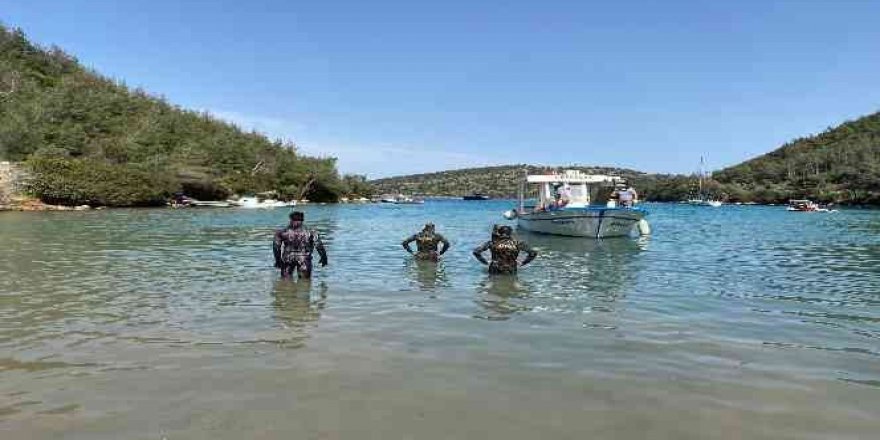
1, 202, 879, 439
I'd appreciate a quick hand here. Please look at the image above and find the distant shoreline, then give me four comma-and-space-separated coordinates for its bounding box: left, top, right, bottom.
4, 199, 878, 213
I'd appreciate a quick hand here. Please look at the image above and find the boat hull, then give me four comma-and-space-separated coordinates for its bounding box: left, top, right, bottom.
228, 197, 296, 208
190, 201, 232, 208
787, 207, 830, 212
517, 208, 646, 238
686, 199, 722, 207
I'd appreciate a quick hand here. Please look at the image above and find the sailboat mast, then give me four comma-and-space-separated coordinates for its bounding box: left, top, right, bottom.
518, 167, 526, 213
699, 155, 705, 197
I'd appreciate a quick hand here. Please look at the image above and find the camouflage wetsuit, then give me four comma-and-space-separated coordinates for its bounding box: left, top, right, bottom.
273, 221, 327, 279
473, 226, 537, 274
402, 224, 450, 261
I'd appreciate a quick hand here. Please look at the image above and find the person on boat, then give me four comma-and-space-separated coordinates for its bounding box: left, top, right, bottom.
616, 182, 638, 208
472, 225, 537, 274
559, 183, 572, 203
170, 192, 191, 208
273, 211, 328, 279
402, 223, 451, 261
609, 184, 621, 204
547, 184, 570, 210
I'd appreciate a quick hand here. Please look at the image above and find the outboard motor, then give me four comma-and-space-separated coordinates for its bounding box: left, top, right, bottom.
637, 219, 651, 236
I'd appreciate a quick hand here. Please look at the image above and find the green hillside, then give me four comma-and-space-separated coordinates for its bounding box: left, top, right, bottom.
713, 112, 880, 204
0, 24, 369, 206
371, 164, 695, 201
374, 112, 880, 205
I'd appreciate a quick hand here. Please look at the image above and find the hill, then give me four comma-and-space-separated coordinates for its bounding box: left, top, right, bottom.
0, 24, 370, 206
371, 164, 695, 201
713, 112, 880, 205
374, 112, 880, 205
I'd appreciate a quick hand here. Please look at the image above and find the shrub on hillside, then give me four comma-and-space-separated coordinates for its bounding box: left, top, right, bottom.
24, 157, 176, 206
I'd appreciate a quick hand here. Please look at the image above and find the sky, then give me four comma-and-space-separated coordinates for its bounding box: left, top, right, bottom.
4, 0, 880, 178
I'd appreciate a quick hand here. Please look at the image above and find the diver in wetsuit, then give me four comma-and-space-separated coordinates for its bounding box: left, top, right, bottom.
472, 225, 537, 274
273, 211, 328, 279
402, 223, 450, 261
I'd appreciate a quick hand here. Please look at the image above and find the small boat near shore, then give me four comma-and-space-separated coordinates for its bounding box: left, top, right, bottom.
228, 196, 296, 209
503, 170, 650, 238
189, 200, 232, 208
685, 198, 723, 207
171, 195, 230, 208
379, 194, 424, 205
787, 199, 835, 212
463, 193, 490, 201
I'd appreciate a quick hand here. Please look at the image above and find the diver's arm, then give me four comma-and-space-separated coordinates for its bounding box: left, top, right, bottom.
437, 234, 451, 255
314, 231, 328, 266
518, 241, 538, 267
401, 235, 417, 254
472, 241, 491, 265
272, 230, 284, 268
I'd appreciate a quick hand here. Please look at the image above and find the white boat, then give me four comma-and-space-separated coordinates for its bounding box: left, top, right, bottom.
228, 196, 296, 209
686, 199, 723, 207
685, 156, 723, 207
504, 170, 650, 238
189, 200, 232, 208
787, 199, 834, 212
379, 195, 424, 205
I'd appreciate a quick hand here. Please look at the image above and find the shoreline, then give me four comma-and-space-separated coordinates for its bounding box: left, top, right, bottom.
0, 197, 97, 212
4, 199, 879, 213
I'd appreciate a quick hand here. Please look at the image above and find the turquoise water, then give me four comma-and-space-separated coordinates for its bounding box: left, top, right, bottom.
2, 201, 879, 439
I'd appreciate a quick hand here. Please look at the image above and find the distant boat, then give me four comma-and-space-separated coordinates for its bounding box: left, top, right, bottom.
189, 200, 232, 208
380, 195, 424, 205
685, 156, 723, 207
686, 199, 723, 207
228, 196, 296, 209
463, 193, 490, 201
787, 199, 834, 212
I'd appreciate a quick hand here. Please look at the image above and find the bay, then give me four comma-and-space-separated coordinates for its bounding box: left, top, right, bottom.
1, 201, 878, 439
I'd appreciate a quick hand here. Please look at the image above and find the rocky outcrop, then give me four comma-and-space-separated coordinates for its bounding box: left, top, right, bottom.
0, 161, 21, 206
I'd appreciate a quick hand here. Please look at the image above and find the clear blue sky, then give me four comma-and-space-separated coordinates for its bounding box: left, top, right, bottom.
4, 0, 880, 177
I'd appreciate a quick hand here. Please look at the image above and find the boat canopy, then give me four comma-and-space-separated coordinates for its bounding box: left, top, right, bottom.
526, 170, 621, 184
522, 170, 623, 209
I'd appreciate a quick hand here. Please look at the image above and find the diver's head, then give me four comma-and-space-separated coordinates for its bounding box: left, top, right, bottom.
497, 225, 513, 239
423, 222, 435, 233
491, 224, 502, 239
289, 211, 305, 226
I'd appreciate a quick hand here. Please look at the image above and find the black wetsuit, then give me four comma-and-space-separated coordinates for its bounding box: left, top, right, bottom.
402, 231, 450, 261
473, 237, 537, 274
273, 222, 327, 279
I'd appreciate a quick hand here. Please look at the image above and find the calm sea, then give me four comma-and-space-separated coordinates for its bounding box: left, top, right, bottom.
1, 201, 879, 439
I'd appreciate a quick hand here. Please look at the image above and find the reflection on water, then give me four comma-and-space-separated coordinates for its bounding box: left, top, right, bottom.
270, 280, 326, 337
470, 233, 648, 321
518, 232, 645, 310
404, 259, 450, 292
474, 275, 532, 320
